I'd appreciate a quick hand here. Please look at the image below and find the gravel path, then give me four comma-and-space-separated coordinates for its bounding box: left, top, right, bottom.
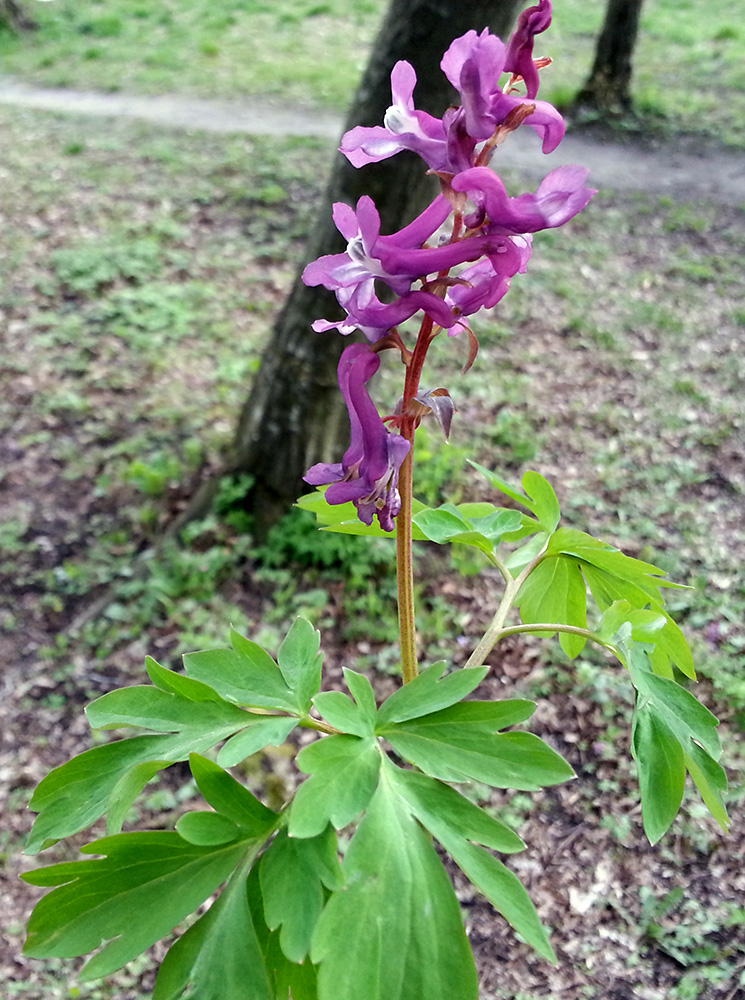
1, 77, 744, 202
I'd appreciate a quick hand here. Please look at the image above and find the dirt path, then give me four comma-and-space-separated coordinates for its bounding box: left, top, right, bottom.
1, 76, 744, 202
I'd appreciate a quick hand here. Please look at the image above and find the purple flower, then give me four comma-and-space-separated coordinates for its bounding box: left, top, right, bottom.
341, 10, 566, 172
341, 61, 449, 170
444, 238, 533, 322
311, 280, 455, 342
304, 344, 410, 531
440, 28, 565, 153
303, 192, 532, 339
303, 194, 488, 295
452, 165, 597, 234
504, 0, 553, 100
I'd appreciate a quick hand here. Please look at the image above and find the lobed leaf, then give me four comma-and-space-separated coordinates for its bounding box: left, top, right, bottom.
312, 668, 378, 737
413, 503, 524, 560
380, 701, 574, 790
259, 826, 343, 964
390, 768, 525, 854
289, 735, 381, 839
27, 683, 286, 851
183, 631, 296, 713
469, 463, 559, 532
311, 774, 479, 1000
153, 869, 273, 1000
23, 832, 254, 980
246, 867, 320, 1000
516, 555, 588, 658
376, 661, 488, 725
276, 617, 324, 715
627, 650, 728, 842
188, 754, 277, 834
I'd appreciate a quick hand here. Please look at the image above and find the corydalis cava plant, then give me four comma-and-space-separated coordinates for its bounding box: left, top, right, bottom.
303, 16, 595, 534
21, 6, 729, 1000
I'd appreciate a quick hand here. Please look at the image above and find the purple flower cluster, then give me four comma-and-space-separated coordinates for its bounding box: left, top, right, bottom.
303, 1, 596, 530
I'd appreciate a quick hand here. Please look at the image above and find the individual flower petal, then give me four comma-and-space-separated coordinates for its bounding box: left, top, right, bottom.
452, 165, 597, 235
303, 344, 410, 531
504, 0, 553, 100
340, 61, 449, 170
441, 29, 508, 140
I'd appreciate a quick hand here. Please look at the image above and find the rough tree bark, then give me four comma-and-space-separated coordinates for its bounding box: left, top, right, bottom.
231, 0, 523, 535
574, 0, 645, 115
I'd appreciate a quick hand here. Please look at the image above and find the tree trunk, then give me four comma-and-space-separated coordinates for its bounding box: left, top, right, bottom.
0, 0, 37, 31
232, 0, 523, 535
574, 0, 644, 115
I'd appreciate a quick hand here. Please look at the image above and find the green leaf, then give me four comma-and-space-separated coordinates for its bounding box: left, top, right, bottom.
311, 774, 479, 1000
217, 716, 298, 768
23, 832, 252, 980
628, 653, 728, 842
288, 735, 381, 839
632, 708, 685, 845
145, 656, 230, 703
106, 759, 168, 835
521, 471, 561, 532
85, 683, 250, 733
188, 754, 277, 835
597, 601, 695, 681
176, 811, 242, 846
259, 826, 343, 963
412, 503, 524, 560
296, 489, 429, 540
277, 617, 323, 715
390, 768, 525, 854
683, 742, 730, 832
550, 527, 681, 609
387, 757, 551, 959
380, 701, 574, 790
183, 630, 296, 713
246, 867, 320, 1000
312, 669, 377, 737
376, 661, 487, 725
469, 463, 559, 532
438, 835, 556, 963
516, 555, 588, 658
27, 684, 280, 852
154, 870, 274, 1000
27, 729, 237, 854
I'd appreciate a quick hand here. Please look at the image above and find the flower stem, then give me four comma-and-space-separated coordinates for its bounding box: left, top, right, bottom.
396, 314, 438, 684
397, 439, 418, 684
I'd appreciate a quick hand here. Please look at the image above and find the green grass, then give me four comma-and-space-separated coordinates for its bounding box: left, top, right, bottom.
1, 0, 745, 142
0, 0, 386, 110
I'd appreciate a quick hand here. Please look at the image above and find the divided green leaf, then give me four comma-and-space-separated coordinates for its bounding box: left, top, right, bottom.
387, 766, 555, 962
289, 734, 381, 839
296, 488, 429, 539
23, 832, 256, 981
376, 661, 487, 725
378, 701, 574, 790
27, 663, 291, 852
311, 774, 479, 1000
413, 503, 524, 561
313, 668, 378, 737
153, 868, 274, 1000
183, 629, 297, 712
276, 617, 324, 715
259, 826, 343, 963
469, 463, 560, 532
627, 651, 728, 843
